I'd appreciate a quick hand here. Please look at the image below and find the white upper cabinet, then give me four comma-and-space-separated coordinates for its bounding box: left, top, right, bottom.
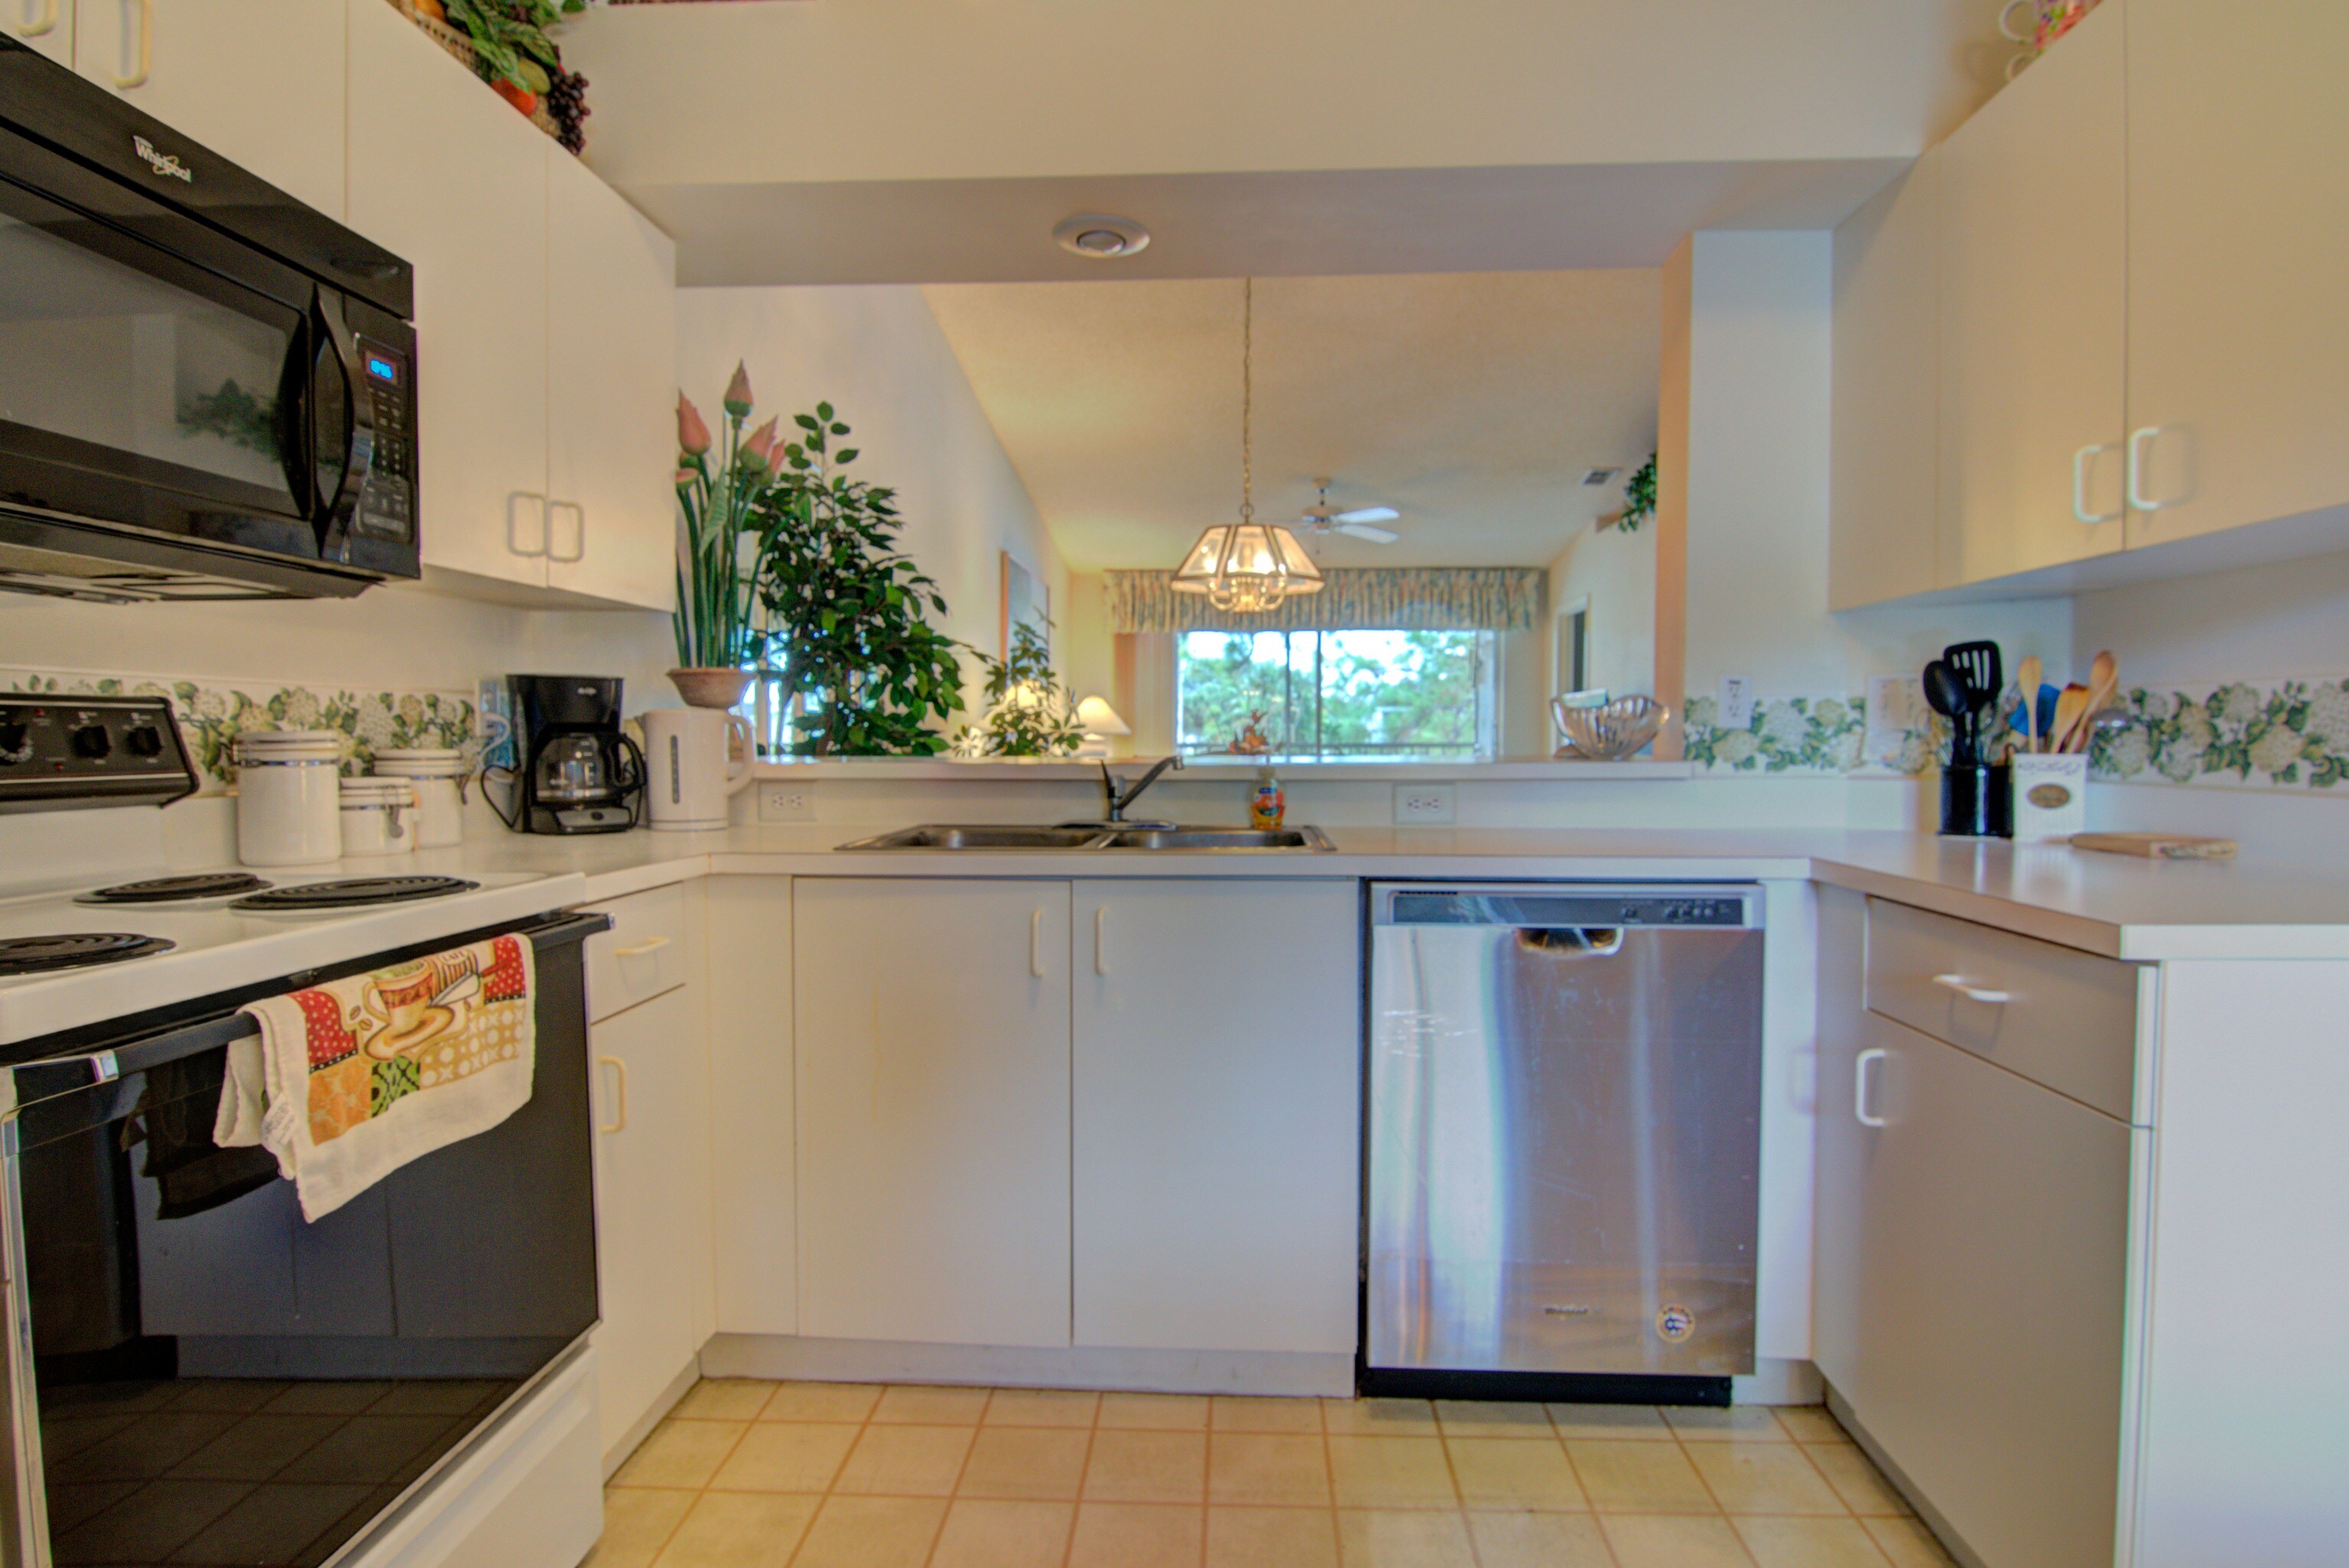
346, 0, 550, 592
75, 0, 346, 219
1936, 0, 2127, 584
1830, 153, 1941, 610
545, 141, 677, 612
8, 0, 72, 66
794, 878, 1073, 1350
1071, 880, 1359, 1356
2123, 0, 2349, 551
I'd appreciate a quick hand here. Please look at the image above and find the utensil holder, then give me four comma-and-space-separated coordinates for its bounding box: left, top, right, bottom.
2011, 753, 2088, 842
1940, 762, 2013, 838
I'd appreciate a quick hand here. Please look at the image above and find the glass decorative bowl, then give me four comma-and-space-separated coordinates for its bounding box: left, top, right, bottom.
1555, 694, 1668, 760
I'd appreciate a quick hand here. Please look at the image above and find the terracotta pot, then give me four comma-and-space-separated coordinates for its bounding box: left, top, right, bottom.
668, 667, 754, 710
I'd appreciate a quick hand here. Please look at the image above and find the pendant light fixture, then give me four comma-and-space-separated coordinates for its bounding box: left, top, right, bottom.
1170, 278, 1324, 613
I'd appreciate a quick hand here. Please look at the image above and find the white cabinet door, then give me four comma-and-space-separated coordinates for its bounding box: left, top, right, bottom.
589, 984, 703, 1460
1847, 1013, 2131, 1568
1937, 1, 2127, 584
8, 0, 72, 66
1071, 880, 1360, 1355
74, 0, 345, 217
2124, 0, 2349, 550
794, 878, 1072, 1349
346, 0, 548, 591
544, 139, 677, 611
1808, 888, 1867, 1394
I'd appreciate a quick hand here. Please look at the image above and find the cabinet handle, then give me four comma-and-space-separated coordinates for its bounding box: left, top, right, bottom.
547, 500, 586, 563
1854, 1047, 1888, 1128
115, 0, 152, 88
1030, 909, 1045, 978
2071, 443, 2121, 524
1093, 907, 1108, 976
612, 936, 669, 959
2127, 426, 2179, 512
596, 1054, 628, 1134
14, 0, 58, 39
1932, 972, 2011, 1005
508, 492, 549, 557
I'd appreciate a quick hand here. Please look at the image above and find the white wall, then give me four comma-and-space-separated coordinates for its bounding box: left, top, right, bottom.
1548, 517, 1656, 700
675, 286, 1067, 715
2072, 547, 2349, 688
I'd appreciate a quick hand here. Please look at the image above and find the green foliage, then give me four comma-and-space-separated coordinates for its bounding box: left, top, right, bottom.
177, 379, 278, 456
1616, 452, 1658, 533
441, 0, 582, 92
1175, 631, 1484, 759
958, 620, 1082, 757
751, 404, 967, 756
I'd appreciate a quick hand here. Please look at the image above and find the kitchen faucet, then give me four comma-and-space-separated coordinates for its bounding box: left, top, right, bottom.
1099, 755, 1184, 823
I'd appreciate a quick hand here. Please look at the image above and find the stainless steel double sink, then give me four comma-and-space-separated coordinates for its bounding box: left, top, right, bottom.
836, 823, 1337, 852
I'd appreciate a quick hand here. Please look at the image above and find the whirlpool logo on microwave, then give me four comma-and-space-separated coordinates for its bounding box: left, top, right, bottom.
132, 135, 192, 183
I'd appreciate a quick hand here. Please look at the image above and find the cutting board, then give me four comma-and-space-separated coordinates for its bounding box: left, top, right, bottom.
2071, 832, 2238, 860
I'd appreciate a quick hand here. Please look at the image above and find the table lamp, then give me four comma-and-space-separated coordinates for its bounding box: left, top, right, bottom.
1074, 696, 1130, 759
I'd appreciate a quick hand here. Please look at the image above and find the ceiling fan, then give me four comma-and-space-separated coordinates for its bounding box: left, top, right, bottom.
1293, 479, 1401, 544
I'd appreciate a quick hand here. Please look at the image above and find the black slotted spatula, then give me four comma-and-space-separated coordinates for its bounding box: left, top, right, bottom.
1942, 641, 2003, 742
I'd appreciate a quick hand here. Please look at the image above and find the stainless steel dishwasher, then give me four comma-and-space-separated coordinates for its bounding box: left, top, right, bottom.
1366, 883, 1765, 1401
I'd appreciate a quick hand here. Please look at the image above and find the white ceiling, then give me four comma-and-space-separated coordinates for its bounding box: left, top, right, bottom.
923, 271, 1662, 573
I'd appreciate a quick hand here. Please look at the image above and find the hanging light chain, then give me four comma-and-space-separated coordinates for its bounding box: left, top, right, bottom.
1239, 277, 1254, 524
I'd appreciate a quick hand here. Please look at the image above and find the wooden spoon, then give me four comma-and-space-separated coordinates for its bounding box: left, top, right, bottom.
2049, 683, 2090, 757
2068, 651, 2118, 753
2016, 654, 2042, 752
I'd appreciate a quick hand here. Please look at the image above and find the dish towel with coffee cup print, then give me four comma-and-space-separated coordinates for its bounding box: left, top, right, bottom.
213, 935, 535, 1220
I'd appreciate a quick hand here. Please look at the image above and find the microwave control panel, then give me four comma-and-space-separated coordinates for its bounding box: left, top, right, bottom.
354, 337, 414, 543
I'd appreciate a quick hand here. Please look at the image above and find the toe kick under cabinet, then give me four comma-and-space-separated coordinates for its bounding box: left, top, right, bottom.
1815, 888, 2349, 1568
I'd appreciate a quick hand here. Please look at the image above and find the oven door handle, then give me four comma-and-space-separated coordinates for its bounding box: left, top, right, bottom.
310, 289, 377, 562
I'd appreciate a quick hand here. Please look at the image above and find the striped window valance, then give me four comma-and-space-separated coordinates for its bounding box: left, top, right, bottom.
1103, 567, 1546, 635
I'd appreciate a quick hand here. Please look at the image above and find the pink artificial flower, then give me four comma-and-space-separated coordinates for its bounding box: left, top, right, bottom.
741, 416, 780, 473
673, 467, 695, 488
676, 393, 711, 456
723, 362, 753, 417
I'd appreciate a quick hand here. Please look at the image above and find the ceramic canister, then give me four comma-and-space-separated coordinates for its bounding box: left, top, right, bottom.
638, 707, 755, 831
340, 777, 417, 858
372, 748, 467, 848
235, 729, 345, 867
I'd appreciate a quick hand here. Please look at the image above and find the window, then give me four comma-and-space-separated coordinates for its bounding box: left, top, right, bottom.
1174, 629, 1498, 761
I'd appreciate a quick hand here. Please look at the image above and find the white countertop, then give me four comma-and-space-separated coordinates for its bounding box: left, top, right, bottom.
412, 824, 2349, 963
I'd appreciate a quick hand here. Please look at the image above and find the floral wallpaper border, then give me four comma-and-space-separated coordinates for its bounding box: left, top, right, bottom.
2, 668, 479, 794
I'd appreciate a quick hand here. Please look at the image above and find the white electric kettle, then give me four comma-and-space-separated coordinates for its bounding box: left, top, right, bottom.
638, 708, 755, 831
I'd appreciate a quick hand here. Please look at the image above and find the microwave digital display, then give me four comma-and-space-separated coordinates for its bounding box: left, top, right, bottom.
365, 352, 401, 384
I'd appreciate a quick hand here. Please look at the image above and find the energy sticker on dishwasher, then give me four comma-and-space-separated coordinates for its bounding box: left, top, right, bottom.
1656, 1305, 1696, 1344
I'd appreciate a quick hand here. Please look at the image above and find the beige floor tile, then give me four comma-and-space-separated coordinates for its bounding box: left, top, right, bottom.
1096, 1392, 1210, 1430
670, 1380, 777, 1422
1770, 1406, 1852, 1445
1665, 1404, 1790, 1442
1600, 1514, 1754, 1568
956, 1426, 1091, 1501
1546, 1404, 1673, 1440
611, 1421, 746, 1489
1685, 1443, 1846, 1515
1334, 1508, 1477, 1567
708, 1423, 859, 1494
1207, 1505, 1340, 1568
1210, 1431, 1334, 1506
1431, 1400, 1553, 1437
1734, 1514, 1894, 1568
1082, 1428, 1207, 1503
583, 1488, 694, 1568
1864, 1515, 1959, 1567
871, 1385, 991, 1425
1066, 1501, 1204, 1568
1324, 1435, 1455, 1509
790, 1496, 947, 1568
1464, 1511, 1615, 1568
982, 1388, 1100, 1428
1564, 1440, 1717, 1514
652, 1492, 820, 1568
833, 1424, 976, 1497
761, 1383, 882, 1424
1807, 1442, 1912, 1516
928, 1499, 1074, 1568
1446, 1436, 1586, 1509
1321, 1398, 1438, 1436
1210, 1394, 1324, 1433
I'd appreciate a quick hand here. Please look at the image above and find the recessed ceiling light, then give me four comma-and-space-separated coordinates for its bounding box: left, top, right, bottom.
1053, 213, 1151, 259
1581, 467, 1622, 485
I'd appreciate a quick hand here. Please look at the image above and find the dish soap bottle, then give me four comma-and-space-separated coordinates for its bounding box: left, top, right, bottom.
1249, 765, 1285, 829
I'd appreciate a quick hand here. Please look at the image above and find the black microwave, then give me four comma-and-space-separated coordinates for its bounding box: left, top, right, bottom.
0, 35, 417, 602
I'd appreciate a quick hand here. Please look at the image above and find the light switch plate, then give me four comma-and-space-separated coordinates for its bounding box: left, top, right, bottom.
1394, 784, 1457, 825
1717, 675, 1756, 731
762, 782, 817, 822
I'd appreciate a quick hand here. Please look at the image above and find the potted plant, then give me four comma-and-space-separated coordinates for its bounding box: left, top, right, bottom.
670, 363, 775, 709
750, 404, 967, 754
957, 620, 1083, 757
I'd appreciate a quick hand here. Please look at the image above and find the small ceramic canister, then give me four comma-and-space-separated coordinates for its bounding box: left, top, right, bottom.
2011, 753, 2088, 842
372, 748, 467, 848
340, 777, 417, 858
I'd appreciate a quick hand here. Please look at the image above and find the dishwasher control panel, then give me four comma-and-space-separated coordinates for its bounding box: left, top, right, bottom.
1379, 884, 1759, 930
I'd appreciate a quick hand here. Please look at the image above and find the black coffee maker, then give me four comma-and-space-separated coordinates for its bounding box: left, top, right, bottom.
500, 675, 645, 834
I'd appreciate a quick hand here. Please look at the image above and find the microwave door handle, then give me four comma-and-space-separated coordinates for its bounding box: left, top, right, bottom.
310, 292, 376, 559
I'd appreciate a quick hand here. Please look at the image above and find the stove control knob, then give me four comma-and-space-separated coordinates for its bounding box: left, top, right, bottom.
71, 723, 112, 760
125, 724, 165, 758
0, 722, 27, 764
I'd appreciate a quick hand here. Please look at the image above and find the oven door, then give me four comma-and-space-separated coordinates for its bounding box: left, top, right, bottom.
0, 914, 601, 1568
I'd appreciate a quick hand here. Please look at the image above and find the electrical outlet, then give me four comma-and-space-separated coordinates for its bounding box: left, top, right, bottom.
1717, 674, 1756, 730
762, 782, 817, 822
1394, 784, 1456, 825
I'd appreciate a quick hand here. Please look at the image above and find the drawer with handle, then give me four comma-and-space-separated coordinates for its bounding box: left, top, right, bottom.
1864, 897, 2145, 1122
583, 883, 690, 1024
